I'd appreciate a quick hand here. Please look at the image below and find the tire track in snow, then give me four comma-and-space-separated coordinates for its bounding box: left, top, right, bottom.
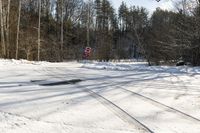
94, 69, 200, 123
36, 66, 200, 132
43, 66, 200, 123
87, 80, 200, 132
33, 67, 154, 132
169, 73, 189, 100
113, 85, 200, 123
81, 88, 154, 133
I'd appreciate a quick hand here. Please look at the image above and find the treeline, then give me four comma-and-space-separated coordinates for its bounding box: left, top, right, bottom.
145, 0, 200, 66
0, 0, 199, 65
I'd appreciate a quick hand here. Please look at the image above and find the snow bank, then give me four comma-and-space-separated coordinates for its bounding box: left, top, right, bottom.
81, 61, 147, 71
1, 59, 200, 75
81, 61, 200, 74
0, 111, 66, 133
0, 59, 50, 66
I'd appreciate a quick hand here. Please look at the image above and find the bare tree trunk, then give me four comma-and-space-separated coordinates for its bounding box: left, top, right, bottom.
38, 0, 41, 61
6, 0, 10, 58
16, 0, 21, 59
26, 49, 31, 60
60, 0, 64, 61
87, 0, 91, 47
0, 0, 5, 57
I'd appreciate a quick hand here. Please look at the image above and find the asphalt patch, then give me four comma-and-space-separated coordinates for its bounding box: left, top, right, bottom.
40, 79, 82, 86
30, 80, 46, 83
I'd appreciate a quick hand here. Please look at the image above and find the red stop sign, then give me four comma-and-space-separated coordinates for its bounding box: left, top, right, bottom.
83, 47, 92, 59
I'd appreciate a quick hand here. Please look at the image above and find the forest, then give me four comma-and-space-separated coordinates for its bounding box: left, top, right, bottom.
0, 0, 199, 65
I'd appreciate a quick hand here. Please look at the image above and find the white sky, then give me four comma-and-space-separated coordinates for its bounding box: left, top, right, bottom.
110, 0, 174, 13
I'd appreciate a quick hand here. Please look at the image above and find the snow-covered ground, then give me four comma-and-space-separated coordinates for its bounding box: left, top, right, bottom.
0, 59, 200, 133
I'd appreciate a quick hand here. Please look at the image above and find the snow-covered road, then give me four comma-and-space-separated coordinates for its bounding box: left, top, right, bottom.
0, 60, 200, 133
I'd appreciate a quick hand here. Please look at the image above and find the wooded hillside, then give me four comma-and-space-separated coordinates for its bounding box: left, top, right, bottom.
0, 0, 199, 65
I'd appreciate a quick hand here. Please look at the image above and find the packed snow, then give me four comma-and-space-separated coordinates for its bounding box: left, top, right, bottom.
0, 59, 200, 133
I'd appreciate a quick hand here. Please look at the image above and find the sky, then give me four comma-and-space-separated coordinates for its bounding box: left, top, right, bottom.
110, 0, 174, 13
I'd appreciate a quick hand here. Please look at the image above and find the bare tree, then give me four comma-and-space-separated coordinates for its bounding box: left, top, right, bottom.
87, 0, 91, 47
5, 0, 10, 57
0, 0, 5, 57
60, 0, 64, 61
16, 0, 21, 59
38, 0, 41, 61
